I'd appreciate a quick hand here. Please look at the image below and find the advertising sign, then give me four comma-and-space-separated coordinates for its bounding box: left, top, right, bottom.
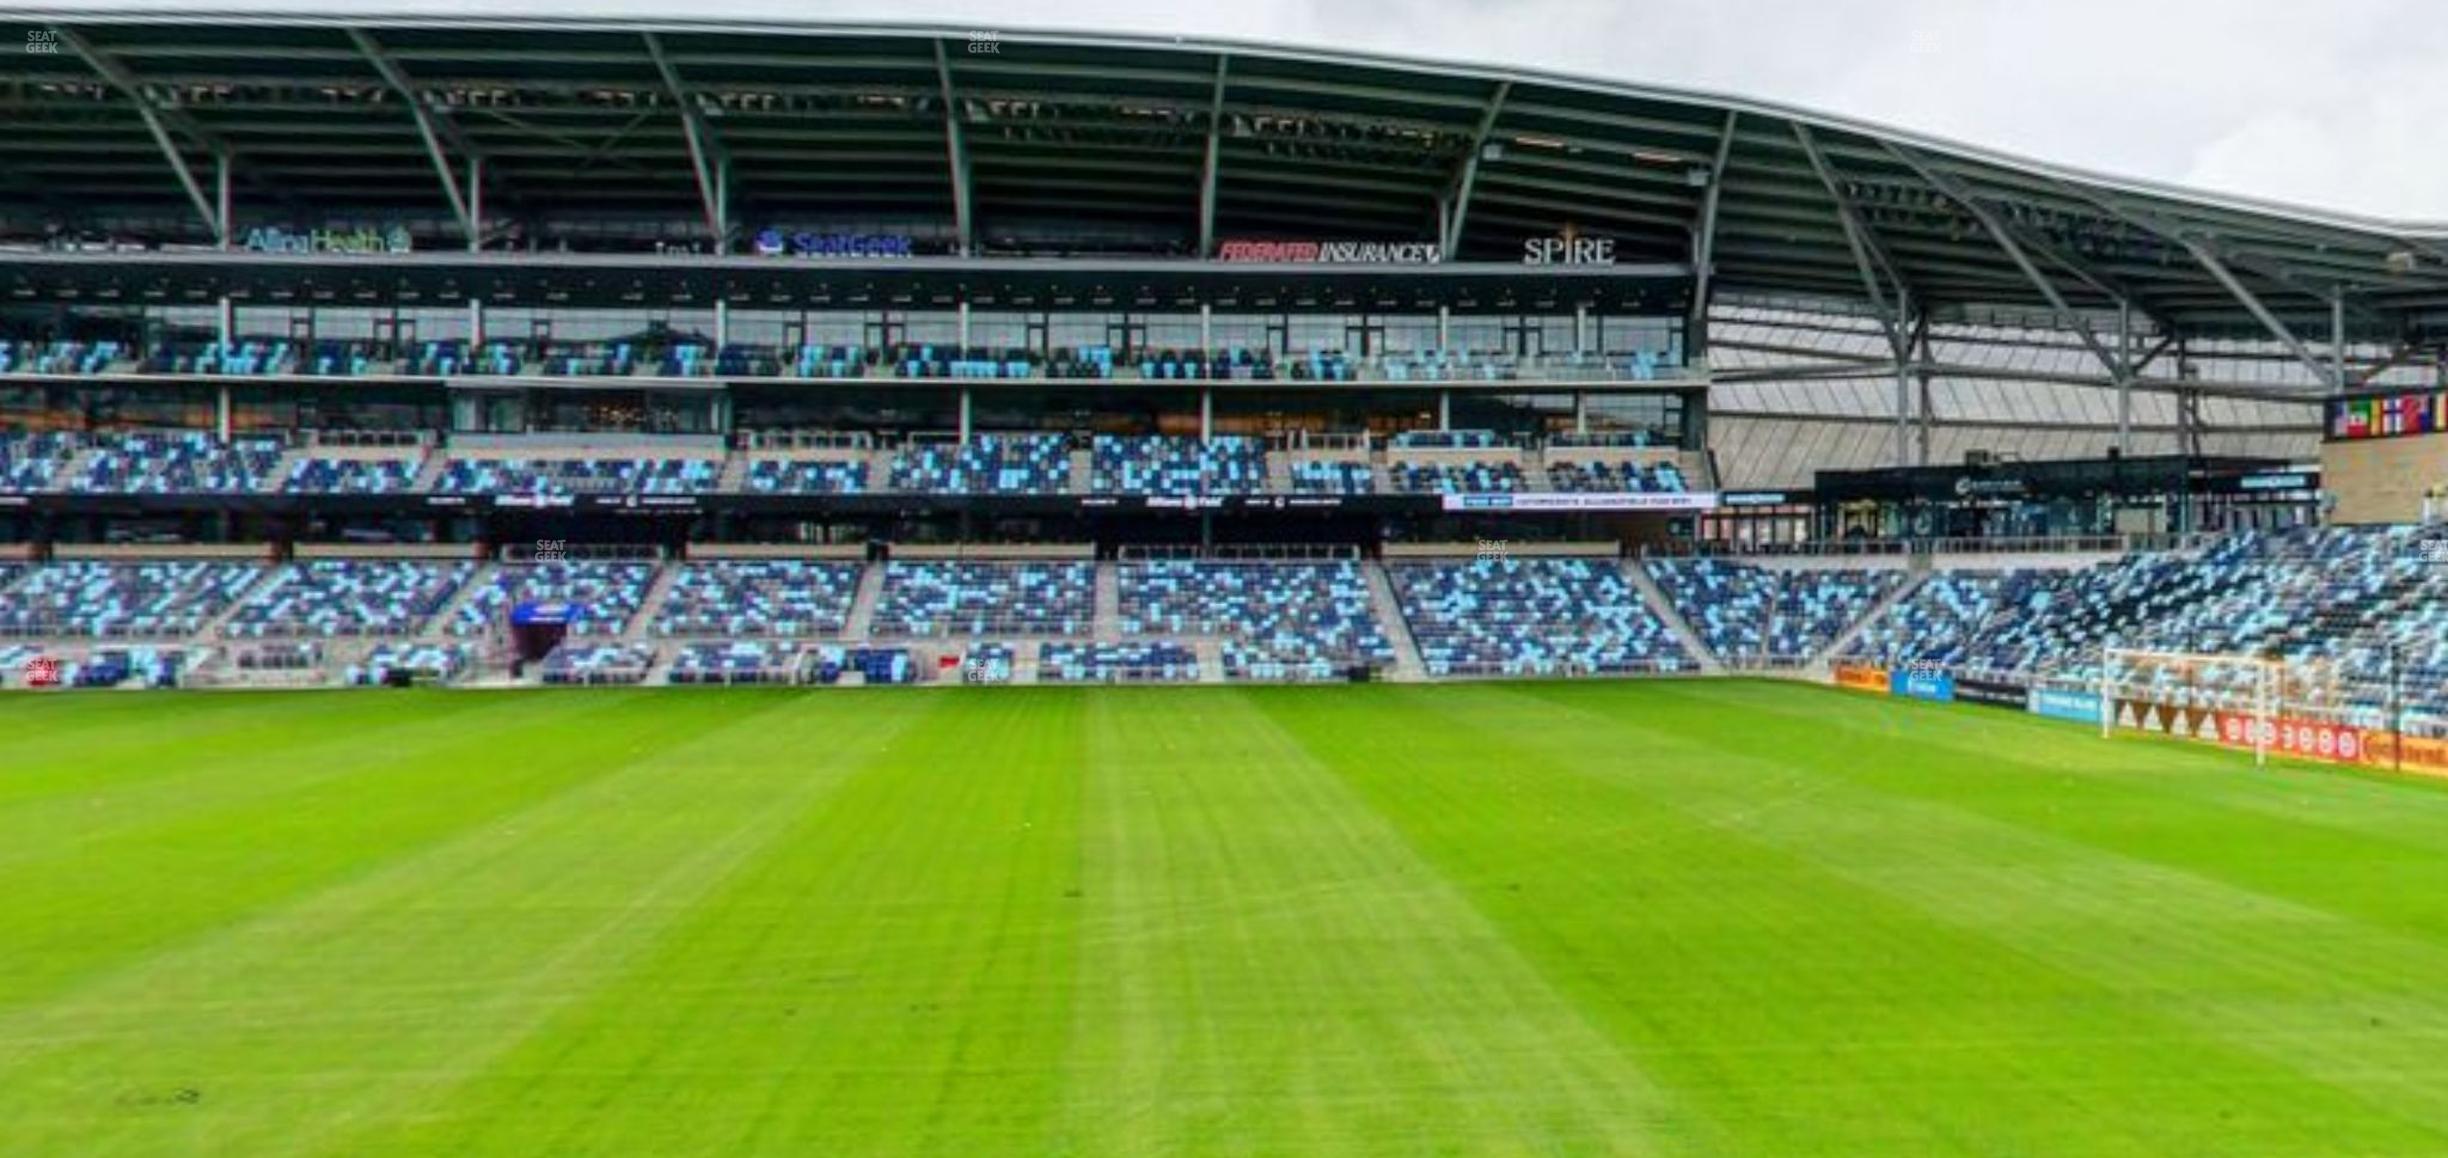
1890, 667, 1956, 703
752, 230, 916, 258
1522, 235, 1617, 265
2363, 732, 2448, 778
244, 225, 413, 255
2208, 713, 2367, 764
509, 601, 581, 628
1833, 663, 1891, 694
1215, 239, 1443, 264
1951, 676, 2027, 710
2029, 687, 2104, 724
1439, 492, 1719, 513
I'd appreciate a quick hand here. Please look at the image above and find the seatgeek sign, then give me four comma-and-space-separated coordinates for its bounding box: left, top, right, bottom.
752, 230, 916, 258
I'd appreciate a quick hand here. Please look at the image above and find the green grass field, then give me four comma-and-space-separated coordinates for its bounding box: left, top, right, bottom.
8, 679, 2448, 1156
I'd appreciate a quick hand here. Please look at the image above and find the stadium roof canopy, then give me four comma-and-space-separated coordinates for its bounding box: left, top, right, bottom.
5, 9, 2447, 361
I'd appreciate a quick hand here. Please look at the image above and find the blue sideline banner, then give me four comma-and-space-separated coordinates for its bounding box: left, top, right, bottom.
2029, 687, 2104, 725
1890, 668, 1955, 703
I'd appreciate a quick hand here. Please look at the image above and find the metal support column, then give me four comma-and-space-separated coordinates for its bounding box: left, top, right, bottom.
1199, 304, 1213, 352
217, 296, 234, 345
468, 298, 483, 347
2332, 288, 2349, 392
2116, 299, 2134, 454
1574, 391, 1588, 435
1438, 390, 1452, 430
715, 300, 730, 348
958, 389, 973, 443
957, 301, 971, 348
1200, 388, 1214, 441
1893, 288, 1913, 467
1437, 306, 1450, 351
1913, 310, 1933, 465
466, 155, 484, 253
215, 154, 233, 250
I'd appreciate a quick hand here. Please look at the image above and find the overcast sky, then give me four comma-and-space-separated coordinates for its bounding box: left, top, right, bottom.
28, 0, 2448, 222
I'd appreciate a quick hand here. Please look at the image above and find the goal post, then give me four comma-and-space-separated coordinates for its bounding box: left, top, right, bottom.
2100, 646, 2287, 767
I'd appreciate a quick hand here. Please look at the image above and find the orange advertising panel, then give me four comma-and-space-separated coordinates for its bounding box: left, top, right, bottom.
1833, 663, 1890, 694
2360, 733, 2448, 780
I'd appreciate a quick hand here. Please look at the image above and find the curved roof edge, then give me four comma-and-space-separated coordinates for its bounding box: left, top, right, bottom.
6, 6, 2439, 238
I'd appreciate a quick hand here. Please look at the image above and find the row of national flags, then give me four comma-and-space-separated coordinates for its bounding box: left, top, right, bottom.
2332, 389, 2446, 440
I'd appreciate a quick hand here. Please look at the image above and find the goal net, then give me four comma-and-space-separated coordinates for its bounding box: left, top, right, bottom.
2098, 647, 2289, 766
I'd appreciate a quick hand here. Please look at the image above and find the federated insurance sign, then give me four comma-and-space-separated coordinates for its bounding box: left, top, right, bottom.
1438, 492, 1719, 513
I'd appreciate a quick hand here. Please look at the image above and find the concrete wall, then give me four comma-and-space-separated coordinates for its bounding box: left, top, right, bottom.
2324, 434, 2448, 524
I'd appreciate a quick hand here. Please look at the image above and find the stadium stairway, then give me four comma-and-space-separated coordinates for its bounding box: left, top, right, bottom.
419, 560, 503, 636
715, 453, 754, 493
1093, 564, 1122, 643
1363, 561, 1427, 682
1621, 560, 1725, 675
842, 563, 887, 640
193, 564, 288, 643
410, 452, 454, 493
623, 564, 686, 641
1812, 567, 1928, 669
52, 443, 106, 491
1193, 639, 1226, 683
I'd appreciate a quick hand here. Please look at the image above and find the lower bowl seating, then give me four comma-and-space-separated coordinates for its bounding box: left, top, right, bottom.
668, 640, 797, 685
224, 560, 474, 638
1391, 558, 1692, 677
540, 643, 656, 686
0, 561, 263, 638
350, 643, 475, 685
1038, 641, 1198, 683
1641, 560, 1905, 664
653, 560, 861, 638
1119, 560, 1392, 680
449, 561, 658, 638
868, 561, 1093, 638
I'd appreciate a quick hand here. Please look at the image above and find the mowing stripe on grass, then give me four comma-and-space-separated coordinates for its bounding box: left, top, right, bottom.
0, 691, 741, 1015
1259, 682, 2447, 1156
1061, 688, 1687, 1156
0, 690, 935, 1158
350, 689, 1090, 1157
1490, 681, 2448, 1151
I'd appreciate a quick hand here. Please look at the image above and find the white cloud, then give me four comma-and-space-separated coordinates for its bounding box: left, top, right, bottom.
27, 0, 2448, 219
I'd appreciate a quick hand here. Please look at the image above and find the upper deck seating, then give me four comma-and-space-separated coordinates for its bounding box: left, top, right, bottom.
887, 435, 1069, 495
71, 433, 286, 494
435, 457, 720, 495
1090, 436, 1267, 495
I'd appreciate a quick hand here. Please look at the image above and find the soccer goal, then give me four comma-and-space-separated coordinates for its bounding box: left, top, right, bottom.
2098, 647, 2285, 767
